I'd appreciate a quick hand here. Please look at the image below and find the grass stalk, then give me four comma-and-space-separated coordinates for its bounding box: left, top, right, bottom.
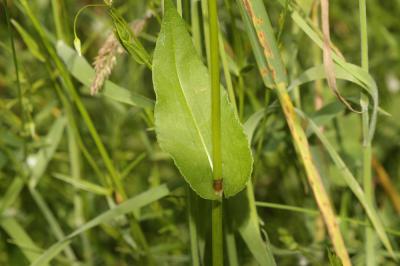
212, 200, 223, 266
187, 187, 200, 266
67, 124, 92, 265
3, 0, 26, 157
191, 0, 203, 55
359, 0, 376, 264
51, 0, 66, 42
208, 0, 223, 264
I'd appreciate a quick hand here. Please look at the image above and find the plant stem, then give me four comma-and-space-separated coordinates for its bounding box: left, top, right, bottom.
359, 0, 375, 265
208, 0, 223, 264
3, 0, 27, 158
177, 0, 183, 16
212, 200, 223, 266
359, 0, 369, 71
51, 0, 66, 41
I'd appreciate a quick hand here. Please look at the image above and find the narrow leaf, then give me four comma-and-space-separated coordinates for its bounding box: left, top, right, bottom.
52, 173, 112, 195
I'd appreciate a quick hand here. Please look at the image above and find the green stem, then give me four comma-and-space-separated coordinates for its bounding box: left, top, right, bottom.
51, 0, 65, 41
208, 0, 223, 264
359, 0, 369, 71
212, 200, 223, 266
73, 4, 107, 41
187, 187, 200, 266
191, 0, 203, 55
177, 0, 183, 16
3, 0, 26, 157
359, 0, 375, 265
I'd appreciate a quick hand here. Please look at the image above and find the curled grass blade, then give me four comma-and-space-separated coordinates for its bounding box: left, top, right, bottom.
296, 109, 394, 258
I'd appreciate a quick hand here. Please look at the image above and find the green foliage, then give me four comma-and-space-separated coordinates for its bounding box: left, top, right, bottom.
1, 0, 400, 265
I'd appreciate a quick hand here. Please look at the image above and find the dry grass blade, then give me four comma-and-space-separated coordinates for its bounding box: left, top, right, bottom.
238, 0, 351, 264
320, 0, 361, 113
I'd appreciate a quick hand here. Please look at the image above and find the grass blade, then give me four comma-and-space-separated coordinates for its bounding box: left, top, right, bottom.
228, 185, 276, 265
52, 172, 112, 195
1, 218, 47, 265
56, 41, 154, 109
297, 109, 394, 257
29, 116, 67, 188
237, 0, 351, 264
30, 182, 180, 266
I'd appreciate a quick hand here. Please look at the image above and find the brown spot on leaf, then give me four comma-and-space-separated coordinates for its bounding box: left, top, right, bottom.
260, 67, 269, 77
253, 17, 263, 26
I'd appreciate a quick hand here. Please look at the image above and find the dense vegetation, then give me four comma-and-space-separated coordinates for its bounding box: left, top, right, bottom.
1, 0, 399, 265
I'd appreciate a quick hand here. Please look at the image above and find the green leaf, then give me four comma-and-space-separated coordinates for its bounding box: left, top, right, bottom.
56, 41, 154, 109
152, 0, 253, 199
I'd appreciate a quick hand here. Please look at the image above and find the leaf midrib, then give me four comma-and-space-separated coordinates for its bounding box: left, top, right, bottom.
166, 19, 213, 169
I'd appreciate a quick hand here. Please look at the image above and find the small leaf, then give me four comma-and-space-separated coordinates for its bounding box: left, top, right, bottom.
152, 0, 252, 199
